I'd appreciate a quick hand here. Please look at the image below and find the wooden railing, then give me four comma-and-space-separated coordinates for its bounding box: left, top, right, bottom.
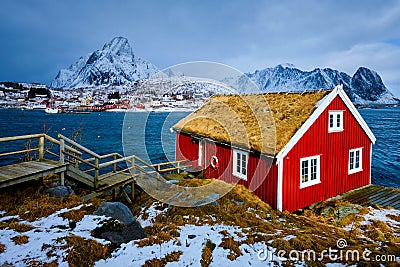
0, 133, 80, 163
57, 134, 188, 189
151, 160, 188, 173
0, 133, 189, 191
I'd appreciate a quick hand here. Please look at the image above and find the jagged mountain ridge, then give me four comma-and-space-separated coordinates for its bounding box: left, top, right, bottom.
245, 64, 399, 104
51, 37, 157, 88
51, 37, 398, 104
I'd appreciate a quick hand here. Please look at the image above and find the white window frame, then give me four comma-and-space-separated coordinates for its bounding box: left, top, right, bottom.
232, 149, 248, 181
300, 155, 321, 188
348, 148, 363, 174
328, 111, 344, 132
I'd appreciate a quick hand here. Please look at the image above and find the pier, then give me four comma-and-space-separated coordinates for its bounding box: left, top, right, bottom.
341, 184, 400, 210
0, 133, 187, 202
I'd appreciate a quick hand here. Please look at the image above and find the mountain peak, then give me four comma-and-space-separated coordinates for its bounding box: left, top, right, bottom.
351, 67, 387, 101
354, 66, 379, 79
102, 36, 132, 56
279, 63, 296, 69
51, 37, 157, 88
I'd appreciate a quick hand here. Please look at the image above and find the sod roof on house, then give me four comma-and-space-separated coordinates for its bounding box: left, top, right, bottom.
173, 90, 330, 155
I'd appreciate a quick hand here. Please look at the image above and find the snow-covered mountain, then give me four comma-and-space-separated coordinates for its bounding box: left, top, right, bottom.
51, 37, 158, 89
51, 36, 398, 104
245, 64, 399, 105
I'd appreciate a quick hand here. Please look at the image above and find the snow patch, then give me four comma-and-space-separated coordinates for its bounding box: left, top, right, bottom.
0, 204, 109, 266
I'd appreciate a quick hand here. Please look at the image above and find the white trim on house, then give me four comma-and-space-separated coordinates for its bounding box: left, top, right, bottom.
337, 87, 376, 143
277, 160, 283, 211
299, 155, 321, 189
232, 148, 248, 181
276, 85, 376, 164
348, 147, 363, 174
198, 139, 203, 166
328, 110, 344, 132
369, 143, 372, 184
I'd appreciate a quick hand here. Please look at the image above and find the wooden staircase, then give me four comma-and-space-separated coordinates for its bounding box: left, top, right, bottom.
0, 133, 188, 202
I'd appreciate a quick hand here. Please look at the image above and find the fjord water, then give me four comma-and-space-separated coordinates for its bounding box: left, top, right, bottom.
0, 108, 398, 188
0, 110, 188, 166
359, 108, 400, 188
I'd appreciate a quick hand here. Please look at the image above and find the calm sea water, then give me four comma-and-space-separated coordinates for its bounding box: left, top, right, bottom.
0, 108, 398, 188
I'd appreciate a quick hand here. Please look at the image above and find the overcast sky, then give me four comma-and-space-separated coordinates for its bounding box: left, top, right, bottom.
0, 0, 399, 95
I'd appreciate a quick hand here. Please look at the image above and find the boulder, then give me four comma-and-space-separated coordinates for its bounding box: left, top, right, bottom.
94, 202, 135, 226
43, 185, 75, 198
96, 220, 146, 244
93, 202, 146, 245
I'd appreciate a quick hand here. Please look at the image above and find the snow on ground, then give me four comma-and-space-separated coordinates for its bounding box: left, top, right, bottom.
95, 223, 276, 267
136, 201, 168, 228
359, 206, 400, 236
0, 205, 110, 266
2, 202, 399, 266
362, 207, 400, 226
0, 215, 19, 222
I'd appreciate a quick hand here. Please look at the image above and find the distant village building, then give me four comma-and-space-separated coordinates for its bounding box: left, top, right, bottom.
173, 86, 376, 212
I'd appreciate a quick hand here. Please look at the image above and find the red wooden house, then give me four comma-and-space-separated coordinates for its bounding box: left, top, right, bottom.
173, 85, 376, 212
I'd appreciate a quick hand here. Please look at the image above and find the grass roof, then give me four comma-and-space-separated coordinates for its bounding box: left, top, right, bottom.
173, 90, 330, 154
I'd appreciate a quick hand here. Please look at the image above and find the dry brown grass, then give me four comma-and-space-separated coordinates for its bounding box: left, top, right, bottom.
23, 259, 58, 267
143, 179, 400, 265
0, 243, 5, 253
173, 91, 329, 153
0, 182, 110, 265
60, 198, 101, 223
387, 214, 400, 222
271, 238, 291, 251
0, 182, 100, 222
12, 235, 29, 245
0, 176, 389, 266
219, 236, 242, 261
164, 251, 183, 262
142, 251, 183, 267
62, 234, 110, 267
200, 239, 216, 267
135, 230, 172, 248
371, 219, 393, 233
132, 179, 279, 253
0, 220, 35, 232
133, 178, 376, 262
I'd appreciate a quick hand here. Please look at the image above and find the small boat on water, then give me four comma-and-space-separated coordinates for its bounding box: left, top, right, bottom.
45, 107, 60, 114
32, 104, 47, 109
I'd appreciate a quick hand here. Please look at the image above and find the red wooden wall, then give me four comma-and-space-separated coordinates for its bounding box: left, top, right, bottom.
281, 96, 372, 212
175, 132, 199, 168
176, 132, 278, 209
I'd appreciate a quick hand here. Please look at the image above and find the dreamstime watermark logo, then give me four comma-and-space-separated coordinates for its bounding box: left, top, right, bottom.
122, 61, 277, 207
257, 238, 396, 263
